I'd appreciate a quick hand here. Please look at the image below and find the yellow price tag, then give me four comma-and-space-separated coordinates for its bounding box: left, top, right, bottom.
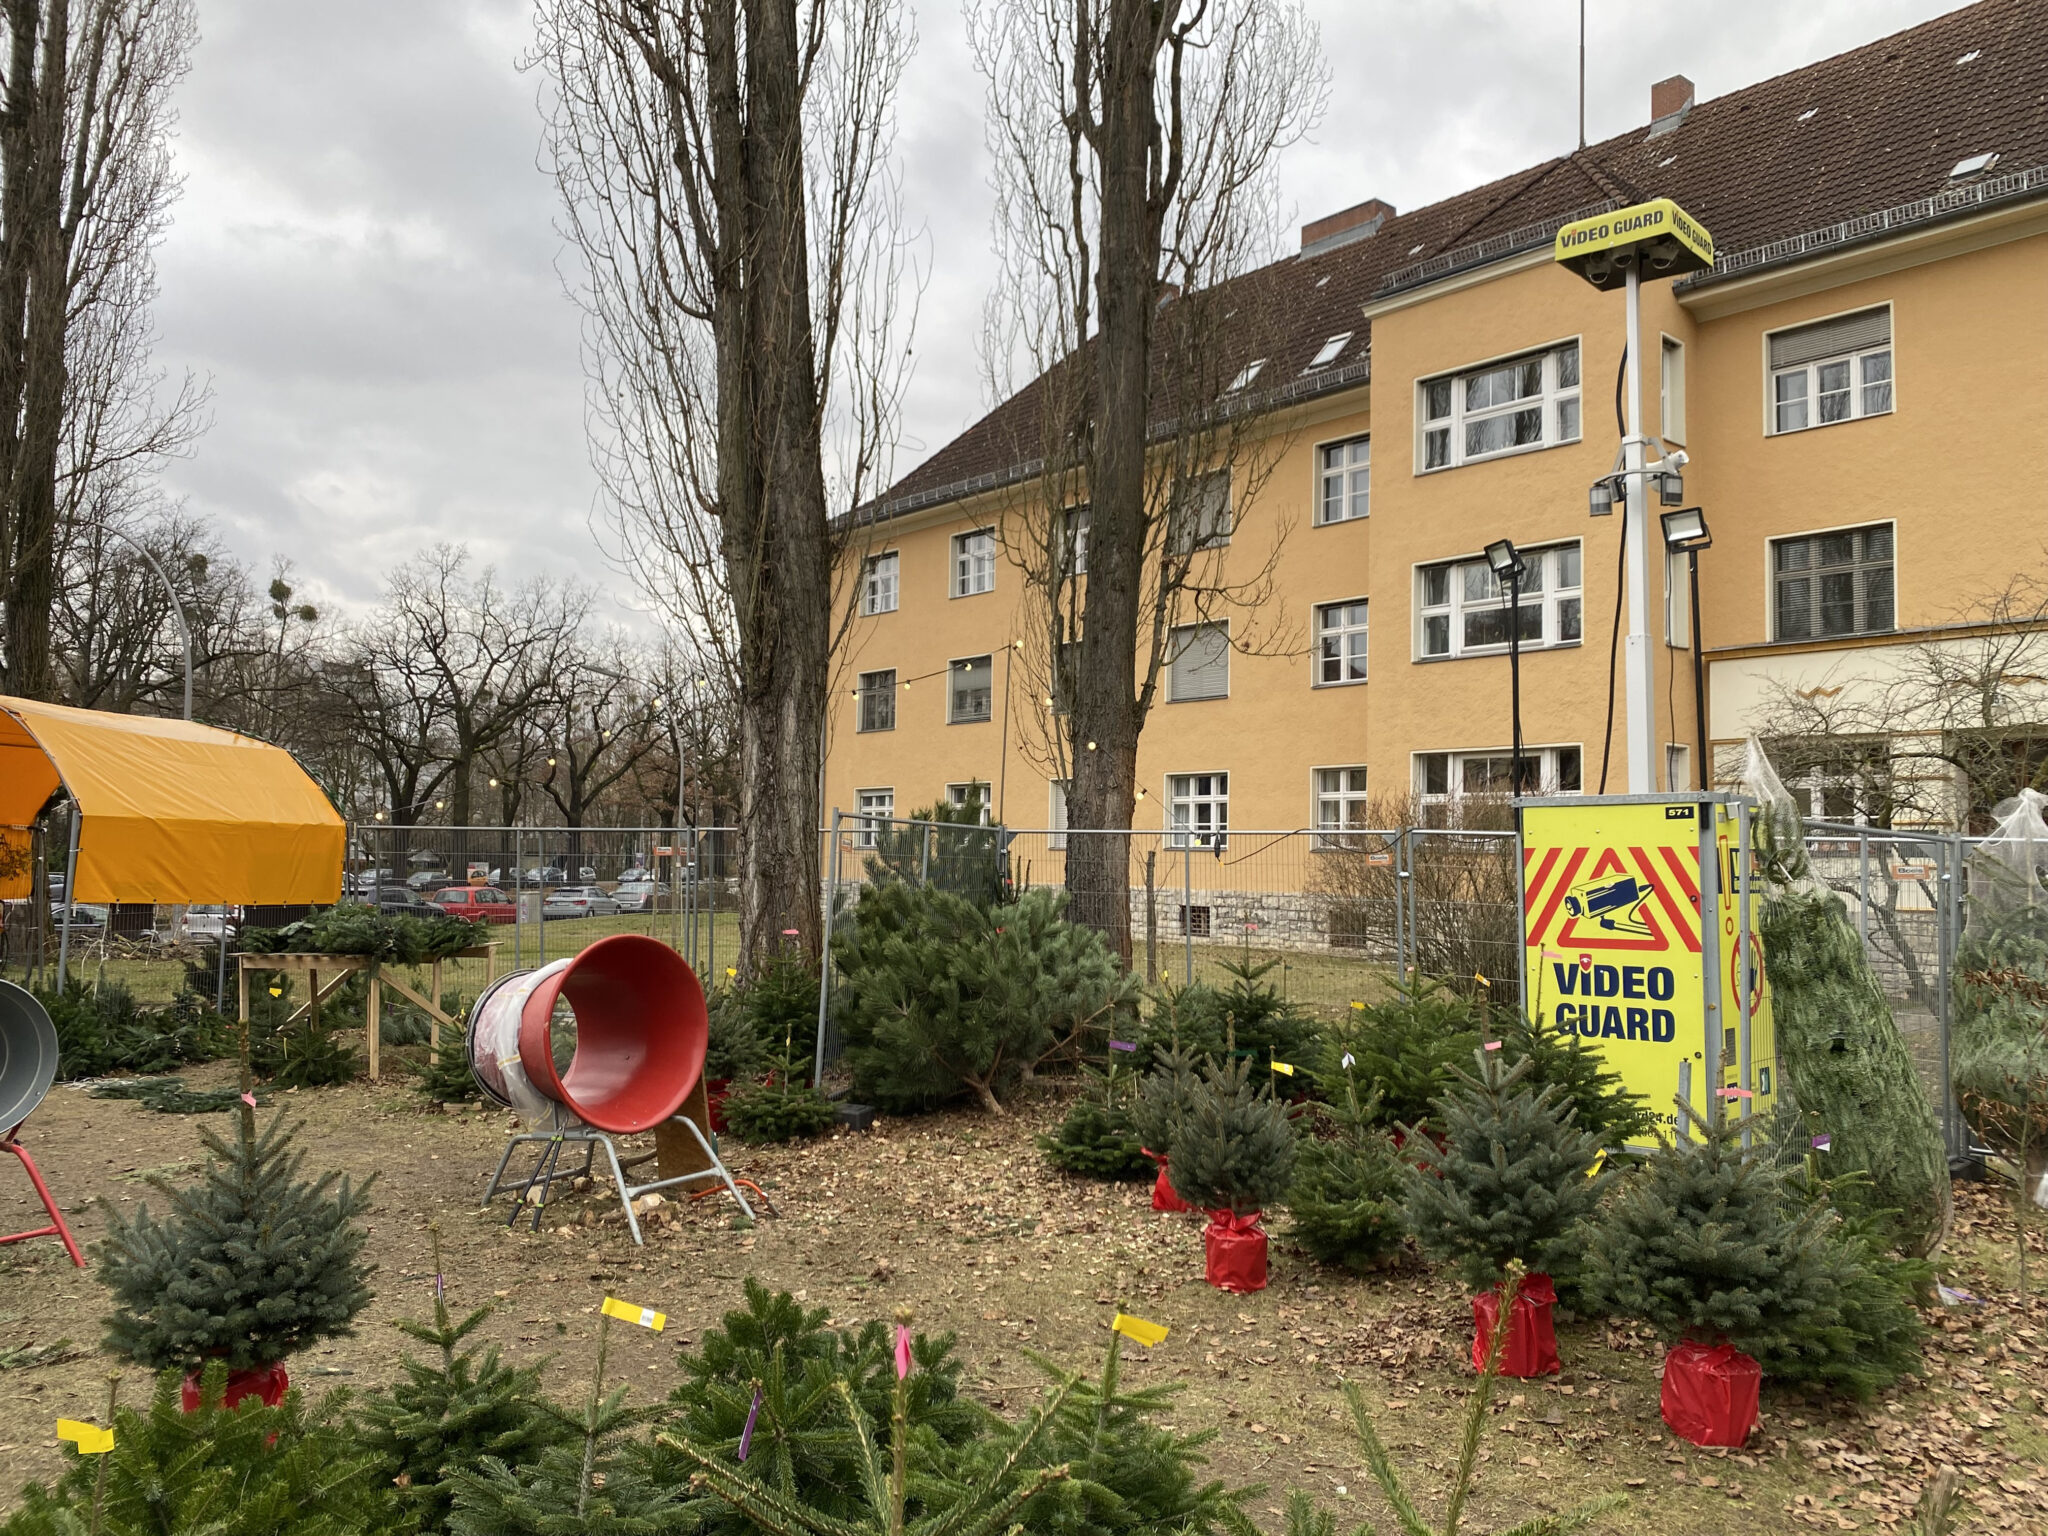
56, 1420, 113, 1454
602, 1296, 666, 1332
1271, 1060, 1296, 1076
1111, 1312, 1169, 1347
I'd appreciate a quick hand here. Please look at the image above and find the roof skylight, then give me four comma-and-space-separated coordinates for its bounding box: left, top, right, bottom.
1407, 244, 1423, 255
1225, 359, 1266, 393
1950, 150, 2000, 179
1305, 332, 1353, 370
1797, 107, 1818, 121
1956, 49, 1981, 65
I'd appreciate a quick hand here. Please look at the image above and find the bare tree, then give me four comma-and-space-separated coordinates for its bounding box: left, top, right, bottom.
0, 0, 206, 700
531, 0, 916, 972
536, 637, 666, 831
1749, 567, 2048, 832
970, 0, 1324, 953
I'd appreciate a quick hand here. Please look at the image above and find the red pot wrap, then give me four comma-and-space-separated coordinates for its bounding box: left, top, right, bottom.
1203, 1210, 1268, 1293
706, 1078, 732, 1134
181, 1361, 290, 1414
1142, 1148, 1190, 1213
1469, 1272, 1560, 1377
1660, 1340, 1760, 1447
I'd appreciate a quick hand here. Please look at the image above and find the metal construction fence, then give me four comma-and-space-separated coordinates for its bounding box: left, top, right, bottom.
0, 809, 2008, 1157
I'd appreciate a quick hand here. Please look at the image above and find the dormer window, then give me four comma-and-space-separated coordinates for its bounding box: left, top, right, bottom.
1305, 332, 1354, 371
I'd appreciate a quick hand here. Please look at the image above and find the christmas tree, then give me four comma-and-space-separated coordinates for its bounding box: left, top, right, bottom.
359, 1229, 565, 1533
1492, 1010, 1656, 1146
414, 1018, 482, 1105
1313, 984, 1481, 1131
1128, 1046, 1206, 1162
1402, 1049, 1609, 1289
3, 1365, 385, 1536
98, 1104, 376, 1371
1580, 1101, 1925, 1396
1161, 1058, 1297, 1217
1039, 1093, 1151, 1180
1285, 1068, 1406, 1272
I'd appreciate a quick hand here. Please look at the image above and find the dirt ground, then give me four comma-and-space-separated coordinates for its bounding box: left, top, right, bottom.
2, 1060, 2044, 1533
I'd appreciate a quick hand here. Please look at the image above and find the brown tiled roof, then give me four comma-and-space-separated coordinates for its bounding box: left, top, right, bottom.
881, 0, 2048, 516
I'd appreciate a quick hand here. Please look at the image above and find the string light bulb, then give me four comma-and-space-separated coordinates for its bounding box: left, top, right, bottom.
1086, 741, 1097, 750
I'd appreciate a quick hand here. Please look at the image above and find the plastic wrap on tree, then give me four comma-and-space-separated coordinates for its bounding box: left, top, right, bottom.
1955, 789, 2048, 1169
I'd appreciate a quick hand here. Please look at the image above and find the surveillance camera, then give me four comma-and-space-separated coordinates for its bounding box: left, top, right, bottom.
1666, 448, 1689, 469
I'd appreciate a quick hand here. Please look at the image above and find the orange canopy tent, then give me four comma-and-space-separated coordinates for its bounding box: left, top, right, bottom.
0, 696, 343, 904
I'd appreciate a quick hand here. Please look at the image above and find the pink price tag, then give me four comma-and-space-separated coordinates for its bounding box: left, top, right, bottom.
1715, 1086, 1753, 1100
894, 1325, 911, 1380
1482, 1041, 1502, 1051
240, 1093, 257, 1108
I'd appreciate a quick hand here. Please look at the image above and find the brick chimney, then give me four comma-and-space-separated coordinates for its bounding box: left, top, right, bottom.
1300, 198, 1395, 256
1650, 74, 1694, 123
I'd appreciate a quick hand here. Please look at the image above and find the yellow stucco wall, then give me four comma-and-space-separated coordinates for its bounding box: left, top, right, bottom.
825, 218, 2048, 833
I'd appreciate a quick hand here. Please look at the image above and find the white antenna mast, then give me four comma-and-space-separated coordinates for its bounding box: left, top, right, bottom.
1578, 0, 1587, 149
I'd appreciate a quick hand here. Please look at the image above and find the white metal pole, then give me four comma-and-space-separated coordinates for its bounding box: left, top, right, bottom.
1622, 265, 1654, 792
55, 803, 81, 988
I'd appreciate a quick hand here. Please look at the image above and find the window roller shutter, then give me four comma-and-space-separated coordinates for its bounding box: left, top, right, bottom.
1769, 308, 1891, 369
1172, 623, 1230, 701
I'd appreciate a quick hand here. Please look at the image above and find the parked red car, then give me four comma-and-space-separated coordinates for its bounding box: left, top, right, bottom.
430, 887, 517, 924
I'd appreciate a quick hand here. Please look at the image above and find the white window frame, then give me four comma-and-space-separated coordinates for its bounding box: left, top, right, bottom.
1316, 435, 1370, 525
1312, 766, 1371, 851
1661, 336, 1686, 444
854, 788, 894, 848
1048, 779, 1070, 850
1766, 305, 1894, 436
1416, 542, 1582, 660
1225, 359, 1266, 393
856, 668, 896, 733
1170, 471, 1232, 553
1305, 332, 1354, 371
948, 653, 994, 723
952, 528, 996, 597
861, 551, 899, 615
1064, 506, 1090, 577
1769, 521, 1897, 641
1313, 598, 1368, 686
1167, 620, 1231, 702
1418, 339, 1581, 473
1166, 771, 1228, 851
945, 781, 993, 825
1414, 745, 1583, 814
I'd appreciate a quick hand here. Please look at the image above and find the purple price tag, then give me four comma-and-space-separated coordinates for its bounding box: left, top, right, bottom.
1811, 1134, 1831, 1151
1108, 1040, 1137, 1052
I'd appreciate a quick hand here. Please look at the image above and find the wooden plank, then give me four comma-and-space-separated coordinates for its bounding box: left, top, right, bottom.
281, 970, 354, 1027
380, 971, 455, 1029
430, 959, 443, 1052
231, 952, 373, 974
656, 1077, 717, 1182
366, 973, 380, 1082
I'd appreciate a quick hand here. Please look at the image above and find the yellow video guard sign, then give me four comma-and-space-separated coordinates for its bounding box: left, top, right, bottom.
1552, 199, 1713, 288
1522, 800, 1773, 1147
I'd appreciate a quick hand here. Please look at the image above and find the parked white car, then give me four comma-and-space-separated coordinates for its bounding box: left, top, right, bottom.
541, 885, 621, 920
176, 904, 240, 943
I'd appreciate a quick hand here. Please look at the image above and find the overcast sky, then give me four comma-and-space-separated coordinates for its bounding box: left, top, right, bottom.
151, 0, 1965, 621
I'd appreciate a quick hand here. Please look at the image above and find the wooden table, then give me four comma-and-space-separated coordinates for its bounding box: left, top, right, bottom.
235, 944, 500, 1081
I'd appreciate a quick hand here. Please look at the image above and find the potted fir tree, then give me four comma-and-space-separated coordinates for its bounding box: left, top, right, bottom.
1164, 1058, 1297, 1292
1129, 1046, 1206, 1211
99, 1100, 376, 1411
1402, 1048, 1609, 1377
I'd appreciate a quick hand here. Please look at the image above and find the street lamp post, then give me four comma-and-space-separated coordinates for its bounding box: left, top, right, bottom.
1484, 539, 1528, 795
1661, 508, 1714, 789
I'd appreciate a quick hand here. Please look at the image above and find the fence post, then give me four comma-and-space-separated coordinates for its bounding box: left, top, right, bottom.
813, 810, 843, 1088
55, 802, 81, 989
1182, 837, 1193, 986
1395, 827, 1412, 1000
1144, 849, 1158, 986
1941, 833, 1961, 1156
1858, 827, 1870, 947
512, 827, 522, 972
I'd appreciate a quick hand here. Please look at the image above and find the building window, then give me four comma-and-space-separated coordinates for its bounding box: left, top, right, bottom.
1313, 766, 1370, 850
1306, 331, 1354, 370
1417, 746, 1581, 818
855, 788, 894, 848
1314, 599, 1368, 685
1768, 306, 1892, 434
1225, 359, 1265, 393
1420, 341, 1581, 471
1772, 524, 1894, 640
1065, 506, 1090, 577
946, 781, 992, 824
1317, 435, 1370, 525
949, 654, 993, 722
952, 528, 996, 597
1661, 337, 1686, 443
1167, 621, 1230, 701
1170, 471, 1231, 552
1048, 779, 1070, 850
1418, 542, 1581, 659
1167, 771, 1228, 850
862, 552, 899, 615
856, 669, 896, 732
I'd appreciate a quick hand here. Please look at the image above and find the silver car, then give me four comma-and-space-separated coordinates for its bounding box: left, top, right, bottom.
611, 879, 670, 913
541, 885, 621, 920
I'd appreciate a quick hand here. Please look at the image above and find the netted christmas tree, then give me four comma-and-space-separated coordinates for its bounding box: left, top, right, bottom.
1285, 1064, 1406, 1272
1742, 736, 1949, 1255
1163, 1058, 1297, 1217
358, 1229, 565, 1533
1402, 1049, 1610, 1289
1580, 1101, 1925, 1397
98, 1105, 376, 1371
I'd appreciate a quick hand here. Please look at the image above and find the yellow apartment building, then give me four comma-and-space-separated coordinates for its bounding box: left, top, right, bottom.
826, 0, 2048, 857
